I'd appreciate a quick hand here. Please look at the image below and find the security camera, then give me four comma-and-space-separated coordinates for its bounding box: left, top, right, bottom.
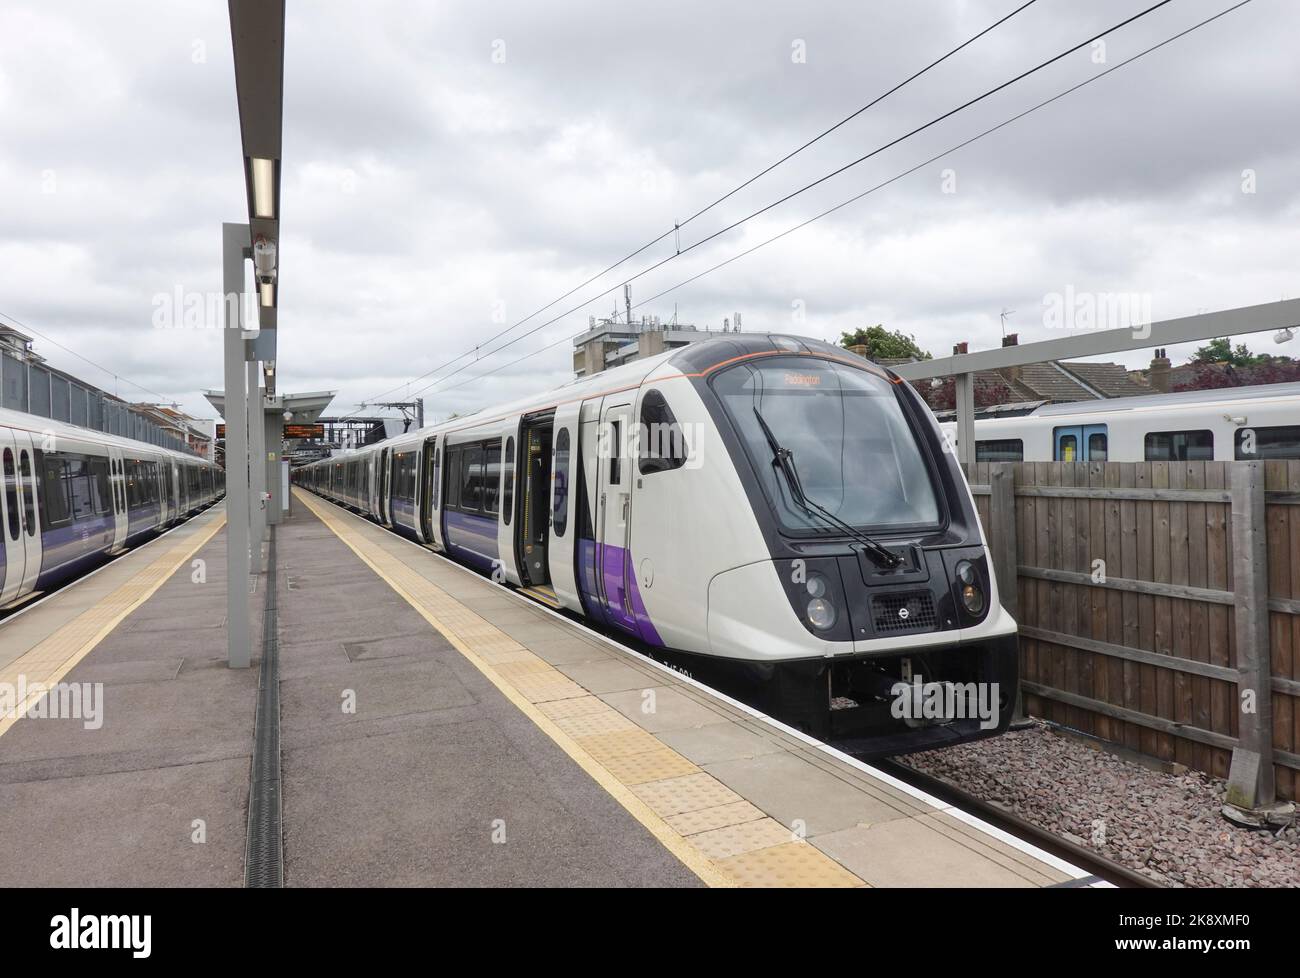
1273, 327, 1295, 345
253, 235, 277, 285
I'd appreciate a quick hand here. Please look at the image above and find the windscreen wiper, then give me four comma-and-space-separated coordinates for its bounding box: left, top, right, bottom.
753, 407, 903, 568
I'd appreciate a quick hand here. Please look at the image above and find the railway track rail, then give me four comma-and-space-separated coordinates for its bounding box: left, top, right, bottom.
865, 755, 1163, 888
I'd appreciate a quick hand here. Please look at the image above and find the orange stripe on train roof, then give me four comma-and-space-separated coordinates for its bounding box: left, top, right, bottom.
319, 351, 899, 455
422, 350, 897, 440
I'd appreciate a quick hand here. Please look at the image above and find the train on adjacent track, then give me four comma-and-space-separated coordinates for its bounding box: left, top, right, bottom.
0, 407, 224, 612
297, 334, 1017, 751
942, 381, 1300, 464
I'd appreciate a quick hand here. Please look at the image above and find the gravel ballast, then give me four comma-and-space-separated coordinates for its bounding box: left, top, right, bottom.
902, 720, 1299, 888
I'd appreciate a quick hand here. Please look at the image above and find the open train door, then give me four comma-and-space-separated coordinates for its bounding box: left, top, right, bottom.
593, 395, 638, 636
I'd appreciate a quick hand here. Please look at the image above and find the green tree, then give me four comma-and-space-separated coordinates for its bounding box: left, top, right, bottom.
1192, 337, 1255, 366
839, 324, 932, 361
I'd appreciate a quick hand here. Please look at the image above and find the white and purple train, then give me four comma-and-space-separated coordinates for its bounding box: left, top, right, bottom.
297, 334, 1016, 750
0, 406, 224, 611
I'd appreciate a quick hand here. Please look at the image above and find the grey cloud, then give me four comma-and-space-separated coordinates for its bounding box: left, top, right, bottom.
1, 0, 1297, 421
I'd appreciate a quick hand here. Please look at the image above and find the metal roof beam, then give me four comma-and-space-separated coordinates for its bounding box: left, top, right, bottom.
891, 299, 1300, 381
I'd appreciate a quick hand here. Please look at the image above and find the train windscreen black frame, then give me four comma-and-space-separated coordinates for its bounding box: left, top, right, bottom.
711, 357, 942, 534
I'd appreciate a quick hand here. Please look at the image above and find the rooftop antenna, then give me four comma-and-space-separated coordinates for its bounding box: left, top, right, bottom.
1000, 308, 1015, 338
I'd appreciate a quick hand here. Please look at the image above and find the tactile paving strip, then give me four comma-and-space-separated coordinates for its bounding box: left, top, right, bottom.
719, 842, 866, 888
297, 490, 875, 889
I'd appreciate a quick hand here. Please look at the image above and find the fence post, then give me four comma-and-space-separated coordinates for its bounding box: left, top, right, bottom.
1226, 461, 1276, 811
989, 463, 1019, 620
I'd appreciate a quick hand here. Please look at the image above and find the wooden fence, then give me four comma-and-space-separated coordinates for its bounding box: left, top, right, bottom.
964, 461, 1300, 806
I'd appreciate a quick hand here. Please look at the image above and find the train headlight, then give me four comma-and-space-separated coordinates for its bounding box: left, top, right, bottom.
955, 560, 986, 617
805, 574, 828, 599
807, 597, 837, 630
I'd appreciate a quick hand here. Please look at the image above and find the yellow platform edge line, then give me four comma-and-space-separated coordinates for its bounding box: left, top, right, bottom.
294, 488, 735, 889
0, 512, 227, 741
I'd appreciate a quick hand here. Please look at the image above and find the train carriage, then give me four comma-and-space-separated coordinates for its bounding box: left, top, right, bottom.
298, 334, 1018, 752
0, 406, 224, 610
942, 381, 1300, 464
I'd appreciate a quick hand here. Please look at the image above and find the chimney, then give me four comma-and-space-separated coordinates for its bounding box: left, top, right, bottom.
1000, 334, 1022, 384
953, 341, 968, 355
1149, 347, 1171, 393
848, 343, 871, 360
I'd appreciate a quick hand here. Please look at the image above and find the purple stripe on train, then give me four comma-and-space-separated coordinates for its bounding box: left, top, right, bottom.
34, 514, 116, 591
577, 538, 663, 647
444, 509, 499, 573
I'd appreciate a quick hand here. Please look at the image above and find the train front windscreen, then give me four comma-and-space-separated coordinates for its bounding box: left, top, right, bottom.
712, 356, 941, 534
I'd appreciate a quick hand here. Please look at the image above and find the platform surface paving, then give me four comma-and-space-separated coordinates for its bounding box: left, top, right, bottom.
0, 491, 1083, 887
291, 490, 1079, 888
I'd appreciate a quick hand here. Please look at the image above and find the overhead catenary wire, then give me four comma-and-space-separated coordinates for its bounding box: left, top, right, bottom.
351, 0, 1045, 410
397, 0, 1181, 404
412, 0, 1252, 409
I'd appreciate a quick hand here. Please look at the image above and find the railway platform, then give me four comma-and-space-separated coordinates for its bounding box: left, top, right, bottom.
0, 491, 1093, 888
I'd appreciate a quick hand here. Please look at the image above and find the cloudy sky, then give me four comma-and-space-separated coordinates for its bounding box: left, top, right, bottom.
1, 0, 1297, 422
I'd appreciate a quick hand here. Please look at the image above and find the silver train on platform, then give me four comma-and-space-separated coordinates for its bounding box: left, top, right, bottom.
942, 381, 1300, 464
0, 407, 224, 611
297, 335, 1017, 751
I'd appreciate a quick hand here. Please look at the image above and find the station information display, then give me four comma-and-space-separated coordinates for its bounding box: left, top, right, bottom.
215, 423, 324, 439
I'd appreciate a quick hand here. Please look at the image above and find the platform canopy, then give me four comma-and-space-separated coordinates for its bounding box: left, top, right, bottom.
203, 389, 335, 424
228, 0, 285, 392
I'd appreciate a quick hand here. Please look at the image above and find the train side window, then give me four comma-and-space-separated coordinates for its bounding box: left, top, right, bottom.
1235, 425, 1300, 460
1144, 430, 1214, 462
66, 456, 98, 521
1088, 432, 1108, 462
91, 459, 112, 515
431, 444, 442, 510
638, 389, 688, 474
553, 428, 570, 538
502, 437, 514, 525
975, 439, 1023, 462
461, 445, 482, 513
18, 450, 36, 536
608, 420, 621, 485
3, 448, 19, 539
1057, 433, 1078, 462
40, 453, 71, 528
445, 447, 462, 511
482, 442, 501, 518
